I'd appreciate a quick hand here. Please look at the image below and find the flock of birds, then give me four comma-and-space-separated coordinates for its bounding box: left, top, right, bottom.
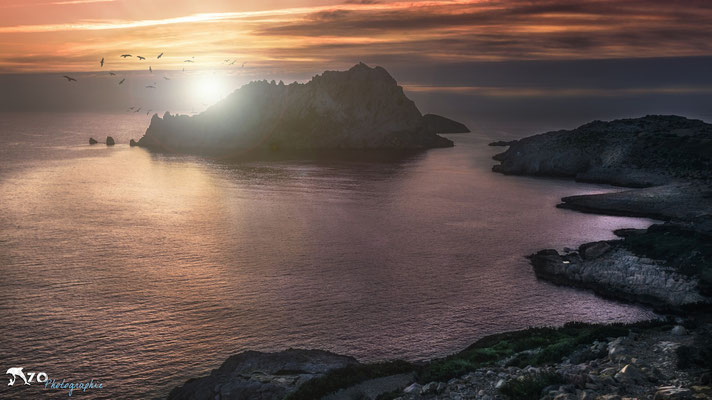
62, 53, 246, 115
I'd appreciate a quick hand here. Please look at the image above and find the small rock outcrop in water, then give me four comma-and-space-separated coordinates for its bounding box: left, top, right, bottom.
137, 63, 454, 155
106, 136, 115, 146
129, 139, 138, 147
492, 115, 712, 187
422, 113, 470, 133
89, 137, 98, 145
167, 349, 358, 400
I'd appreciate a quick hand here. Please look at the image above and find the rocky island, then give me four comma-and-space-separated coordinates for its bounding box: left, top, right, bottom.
136, 63, 461, 156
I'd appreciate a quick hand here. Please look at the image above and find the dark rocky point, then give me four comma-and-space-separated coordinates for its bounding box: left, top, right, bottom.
167, 349, 358, 400
106, 136, 115, 146
422, 113, 470, 133
129, 139, 138, 147
89, 137, 98, 145
137, 63, 455, 156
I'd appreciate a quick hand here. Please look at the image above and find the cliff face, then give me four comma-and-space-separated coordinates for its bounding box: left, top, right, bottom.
138, 63, 454, 155
492, 115, 712, 187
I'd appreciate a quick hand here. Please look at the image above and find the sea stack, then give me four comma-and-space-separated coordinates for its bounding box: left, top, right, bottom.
89, 137, 98, 145
106, 136, 115, 146
137, 63, 458, 156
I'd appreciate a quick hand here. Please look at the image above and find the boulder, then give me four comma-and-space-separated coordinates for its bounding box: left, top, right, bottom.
129, 139, 138, 147
671, 325, 687, 336
106, 136, 115, 146
403, 382, 422, 394
89, 137, 98, 145
654, 386, 692, 399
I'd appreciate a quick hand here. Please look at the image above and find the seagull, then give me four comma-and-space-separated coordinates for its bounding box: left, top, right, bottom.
118, 78, 125, 85
146, 85, 156, 89
128, 106, 135, 111
224, 59, 230, 63
229, 59, 236, 65
157, 52, 163, 59
184, 60, 194, 63
149, 66, 152, 73
63, 75, 77, 82
163, 76, 170, 80
135, 107, 141, 113
146, 109, 152, 115
137, 56, 146, 60
121, 54, 132, 58
109, 72, 116, 75
100, 57, 104, 67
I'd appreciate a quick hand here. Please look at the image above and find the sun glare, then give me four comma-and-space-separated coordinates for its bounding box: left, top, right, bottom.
190, 73, 228, 107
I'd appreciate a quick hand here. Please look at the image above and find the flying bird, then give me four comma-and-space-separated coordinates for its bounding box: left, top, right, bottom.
128, 106, 135, 111
163, 76, 170, 80
146, 85, 156, 89
135, 107, 141, 113
109, 72, 116, 75
121, 54, 132, 58
137, 56, 146, 60
229, 59, 236, 65
63, 75, 77, 82
184, 60, 194, 63
157, 52, 163, 59
100, 57, 104, 67
146, 109, 152, 115
118, 78, 125, 85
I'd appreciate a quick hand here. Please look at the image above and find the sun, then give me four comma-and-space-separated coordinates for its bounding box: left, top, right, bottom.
190, 73, 229, 107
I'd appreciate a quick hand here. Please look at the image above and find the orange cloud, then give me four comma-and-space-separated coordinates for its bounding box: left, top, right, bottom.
1, 0, 711, 73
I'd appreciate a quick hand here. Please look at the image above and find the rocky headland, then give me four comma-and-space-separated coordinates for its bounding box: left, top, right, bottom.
491, 115, 712, 187
492, 115, 712, 312
136, 63, 460, 156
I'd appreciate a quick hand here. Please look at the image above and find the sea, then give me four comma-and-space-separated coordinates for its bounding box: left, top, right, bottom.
0, 112, 657, 399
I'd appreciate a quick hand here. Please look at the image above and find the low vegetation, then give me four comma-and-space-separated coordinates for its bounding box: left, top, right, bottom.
415, 320, 669, 384
288, 321, 670, 399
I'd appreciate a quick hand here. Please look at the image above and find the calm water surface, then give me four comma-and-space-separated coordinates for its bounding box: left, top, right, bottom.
0, 112, 657, 399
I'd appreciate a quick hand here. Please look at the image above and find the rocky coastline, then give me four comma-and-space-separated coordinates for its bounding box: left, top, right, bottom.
167, 115, 712, 399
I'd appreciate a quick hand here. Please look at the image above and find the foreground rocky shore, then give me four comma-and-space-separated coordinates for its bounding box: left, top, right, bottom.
168, 321, 712, 400
168, 115, 711, 399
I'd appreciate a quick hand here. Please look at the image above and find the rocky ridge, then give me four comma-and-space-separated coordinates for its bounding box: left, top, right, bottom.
491, 115, 712, 187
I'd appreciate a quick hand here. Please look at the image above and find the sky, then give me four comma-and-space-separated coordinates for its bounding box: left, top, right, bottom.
1, 0, 712, 133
